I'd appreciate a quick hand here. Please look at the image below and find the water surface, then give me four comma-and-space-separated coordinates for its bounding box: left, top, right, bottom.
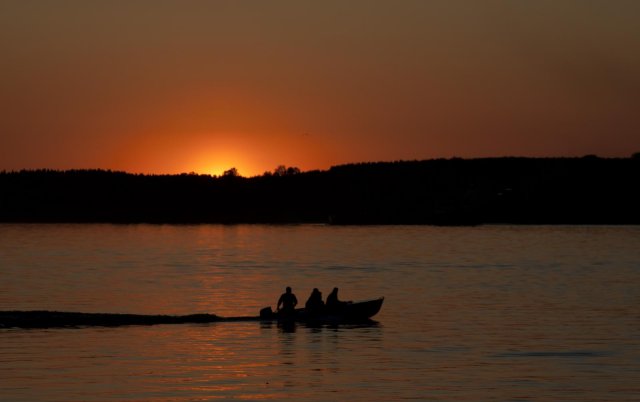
1, 224, 639, 400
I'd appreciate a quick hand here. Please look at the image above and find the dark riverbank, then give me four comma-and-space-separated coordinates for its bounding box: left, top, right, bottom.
1, 157, 639, 225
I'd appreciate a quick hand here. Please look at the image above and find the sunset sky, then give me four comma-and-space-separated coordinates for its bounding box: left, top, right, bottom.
2, 1, 639, 177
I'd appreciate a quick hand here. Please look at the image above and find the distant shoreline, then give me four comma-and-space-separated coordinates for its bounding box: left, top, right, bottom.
2, 157, 639, 225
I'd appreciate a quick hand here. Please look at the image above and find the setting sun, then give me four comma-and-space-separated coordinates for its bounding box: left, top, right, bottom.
192, 155, 253, 177
186, 142, 259, 177
180, 133, 276, 177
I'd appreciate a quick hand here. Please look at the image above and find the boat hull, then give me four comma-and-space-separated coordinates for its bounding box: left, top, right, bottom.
261, 297, 384, 323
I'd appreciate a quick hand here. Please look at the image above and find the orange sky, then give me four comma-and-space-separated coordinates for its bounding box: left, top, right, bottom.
1, 1, 639, 176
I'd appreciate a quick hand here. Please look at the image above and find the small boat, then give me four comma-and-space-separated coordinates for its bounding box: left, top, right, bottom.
259, 297, 384, 323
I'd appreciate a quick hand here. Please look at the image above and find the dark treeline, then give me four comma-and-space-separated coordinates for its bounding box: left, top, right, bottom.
1, 157, 639, 225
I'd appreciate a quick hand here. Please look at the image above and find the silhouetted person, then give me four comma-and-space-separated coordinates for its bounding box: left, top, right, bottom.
326, 287, 349, 312
277, 286, 298, 315
305, 288, 325, 315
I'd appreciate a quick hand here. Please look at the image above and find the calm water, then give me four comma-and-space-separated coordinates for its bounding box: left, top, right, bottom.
1, 224, 639, 401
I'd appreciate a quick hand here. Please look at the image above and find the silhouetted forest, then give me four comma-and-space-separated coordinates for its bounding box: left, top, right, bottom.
1, 157, 639, 225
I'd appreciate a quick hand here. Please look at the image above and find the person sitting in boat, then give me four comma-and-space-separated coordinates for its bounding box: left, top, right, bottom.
305, 288, 325, 315
326, 287, 350, 312
277, 286, 298, 315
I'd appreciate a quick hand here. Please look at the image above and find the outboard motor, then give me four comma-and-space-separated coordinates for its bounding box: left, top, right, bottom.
259, 307, 273, 319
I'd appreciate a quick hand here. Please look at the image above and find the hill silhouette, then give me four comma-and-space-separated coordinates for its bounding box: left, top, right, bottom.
1, 157, 639, 225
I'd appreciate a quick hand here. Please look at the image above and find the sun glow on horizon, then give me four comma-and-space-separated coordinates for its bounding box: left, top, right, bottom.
187, 146, 261, 177
115, 128, 336, 178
